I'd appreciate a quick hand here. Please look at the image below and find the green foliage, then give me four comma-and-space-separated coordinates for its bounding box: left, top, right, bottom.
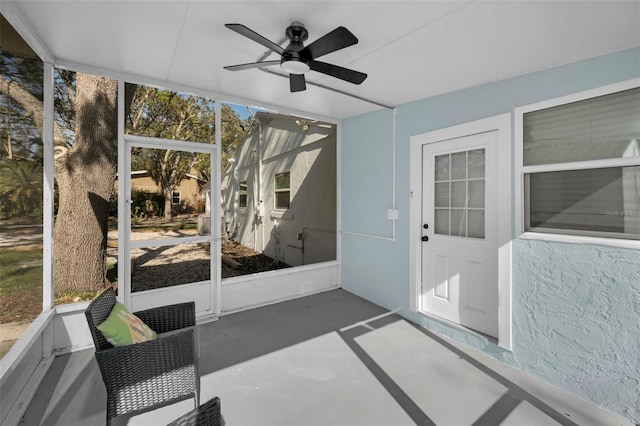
131, 190, 164, 218
127, 85, 217, 142
127, 86, 248, 191
0, 49, 43, 158
135, 147, 197, 205
221, 104, 249, 168
0, 159, 43, 219
108, 189, 164, 220
1, 49, 44, 162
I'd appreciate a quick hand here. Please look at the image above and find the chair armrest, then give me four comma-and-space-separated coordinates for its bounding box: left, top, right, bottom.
134, 301, 195, 334
95, 328, 198, 393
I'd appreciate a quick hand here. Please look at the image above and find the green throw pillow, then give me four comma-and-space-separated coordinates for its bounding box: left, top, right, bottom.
97, 301, 157, 346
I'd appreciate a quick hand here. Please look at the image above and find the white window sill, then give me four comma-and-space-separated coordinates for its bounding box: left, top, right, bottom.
271, 210, 293, 220
518, 231, 640, 250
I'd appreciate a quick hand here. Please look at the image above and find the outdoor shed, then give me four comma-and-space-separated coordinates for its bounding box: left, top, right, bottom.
221, 111, 337, 267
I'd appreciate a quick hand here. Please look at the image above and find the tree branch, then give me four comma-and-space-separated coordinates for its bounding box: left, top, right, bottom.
0, 74, 66, 148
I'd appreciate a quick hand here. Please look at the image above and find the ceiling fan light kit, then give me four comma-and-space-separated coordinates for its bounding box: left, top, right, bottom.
281, 60, 310, 75
224, 22, 367, 93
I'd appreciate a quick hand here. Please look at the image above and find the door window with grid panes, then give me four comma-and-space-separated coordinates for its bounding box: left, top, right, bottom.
434, 149, 485, 239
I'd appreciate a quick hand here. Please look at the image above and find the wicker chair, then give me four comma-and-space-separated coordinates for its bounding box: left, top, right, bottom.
85, 287, 200, 425
167, 397, 222, 426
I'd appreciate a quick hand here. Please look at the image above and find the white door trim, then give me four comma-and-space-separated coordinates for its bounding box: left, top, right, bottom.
409, 113, 512, 350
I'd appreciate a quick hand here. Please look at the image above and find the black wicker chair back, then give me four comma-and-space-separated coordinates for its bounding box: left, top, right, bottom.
85, 287, 117, 350
84, 288, 201, 425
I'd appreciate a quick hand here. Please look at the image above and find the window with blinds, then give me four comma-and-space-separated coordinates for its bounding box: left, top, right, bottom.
523, 86, 640, 239
524, 87, 640, 166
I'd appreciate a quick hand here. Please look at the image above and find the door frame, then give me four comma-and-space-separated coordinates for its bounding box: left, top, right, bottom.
120, 135, 218, 319
409, 113, 512, 350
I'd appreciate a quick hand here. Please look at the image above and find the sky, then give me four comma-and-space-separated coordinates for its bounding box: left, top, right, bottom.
224, 102, 270, 121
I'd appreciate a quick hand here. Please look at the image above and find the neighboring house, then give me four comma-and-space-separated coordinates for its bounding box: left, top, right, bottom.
119, 170, 205, 214
221, 112, 337, 267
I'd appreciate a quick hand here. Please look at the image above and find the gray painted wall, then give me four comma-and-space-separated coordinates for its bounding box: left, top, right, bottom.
341, 47, 640, 422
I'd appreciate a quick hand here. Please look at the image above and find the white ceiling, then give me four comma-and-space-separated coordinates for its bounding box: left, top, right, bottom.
3, 1, 640, 120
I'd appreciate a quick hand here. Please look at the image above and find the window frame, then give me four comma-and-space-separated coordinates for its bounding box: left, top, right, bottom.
274, 171, 291, 211
238, 180, 248, 208
171, 190, 181, 205
515, 78, 640, 249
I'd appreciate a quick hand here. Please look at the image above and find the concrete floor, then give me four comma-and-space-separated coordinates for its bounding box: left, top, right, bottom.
20, 289, 633, 426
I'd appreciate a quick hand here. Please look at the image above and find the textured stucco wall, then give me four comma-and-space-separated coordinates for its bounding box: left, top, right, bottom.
340, 47, 640, 423
512, 239, 640, 421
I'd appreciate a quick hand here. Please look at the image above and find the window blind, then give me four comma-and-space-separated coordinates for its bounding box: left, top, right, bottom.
524, 87, 640, 166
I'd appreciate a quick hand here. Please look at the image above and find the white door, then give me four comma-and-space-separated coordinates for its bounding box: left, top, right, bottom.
421, 131, 498, 338
121, 136, 219, 320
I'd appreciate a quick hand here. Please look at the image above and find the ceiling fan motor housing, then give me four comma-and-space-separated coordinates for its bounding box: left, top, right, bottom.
282, 23, 311, 73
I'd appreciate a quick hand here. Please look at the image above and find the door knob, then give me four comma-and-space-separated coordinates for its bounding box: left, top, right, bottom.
421, 236, 429, 242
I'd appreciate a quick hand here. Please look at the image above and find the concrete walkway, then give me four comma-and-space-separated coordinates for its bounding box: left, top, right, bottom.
0, 224, 43, 248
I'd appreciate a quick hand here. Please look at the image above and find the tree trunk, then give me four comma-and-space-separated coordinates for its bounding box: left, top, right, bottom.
54, 74, 118, 295
164, 188, 173, 221
2, 72, 135, 296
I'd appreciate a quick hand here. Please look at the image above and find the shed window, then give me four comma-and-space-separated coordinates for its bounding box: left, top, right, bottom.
239, 181, 247, 208
274, 172, 290, 210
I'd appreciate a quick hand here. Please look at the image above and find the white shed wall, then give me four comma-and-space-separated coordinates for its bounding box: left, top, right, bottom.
222, 114, 336, 267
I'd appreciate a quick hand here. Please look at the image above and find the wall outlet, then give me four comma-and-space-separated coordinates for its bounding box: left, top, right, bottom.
387, 209, 399, 220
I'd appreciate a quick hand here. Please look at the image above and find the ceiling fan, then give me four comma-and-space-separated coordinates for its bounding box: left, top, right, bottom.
223, 22, 367, 92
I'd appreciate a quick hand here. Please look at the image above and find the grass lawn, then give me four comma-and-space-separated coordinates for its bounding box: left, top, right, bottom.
0, 216, 200, 325
0, 247, 43, 324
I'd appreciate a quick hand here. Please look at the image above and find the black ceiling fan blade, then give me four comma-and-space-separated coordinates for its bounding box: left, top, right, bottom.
290, 74, 306, 92
300, 27, 358, 60
225, 23, 285, 56
309, 60, 367, 85
224, 60, 281, 71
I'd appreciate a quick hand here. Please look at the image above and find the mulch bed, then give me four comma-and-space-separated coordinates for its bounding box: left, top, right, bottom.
222, 239, 290, 278
129, 237, 291, 291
